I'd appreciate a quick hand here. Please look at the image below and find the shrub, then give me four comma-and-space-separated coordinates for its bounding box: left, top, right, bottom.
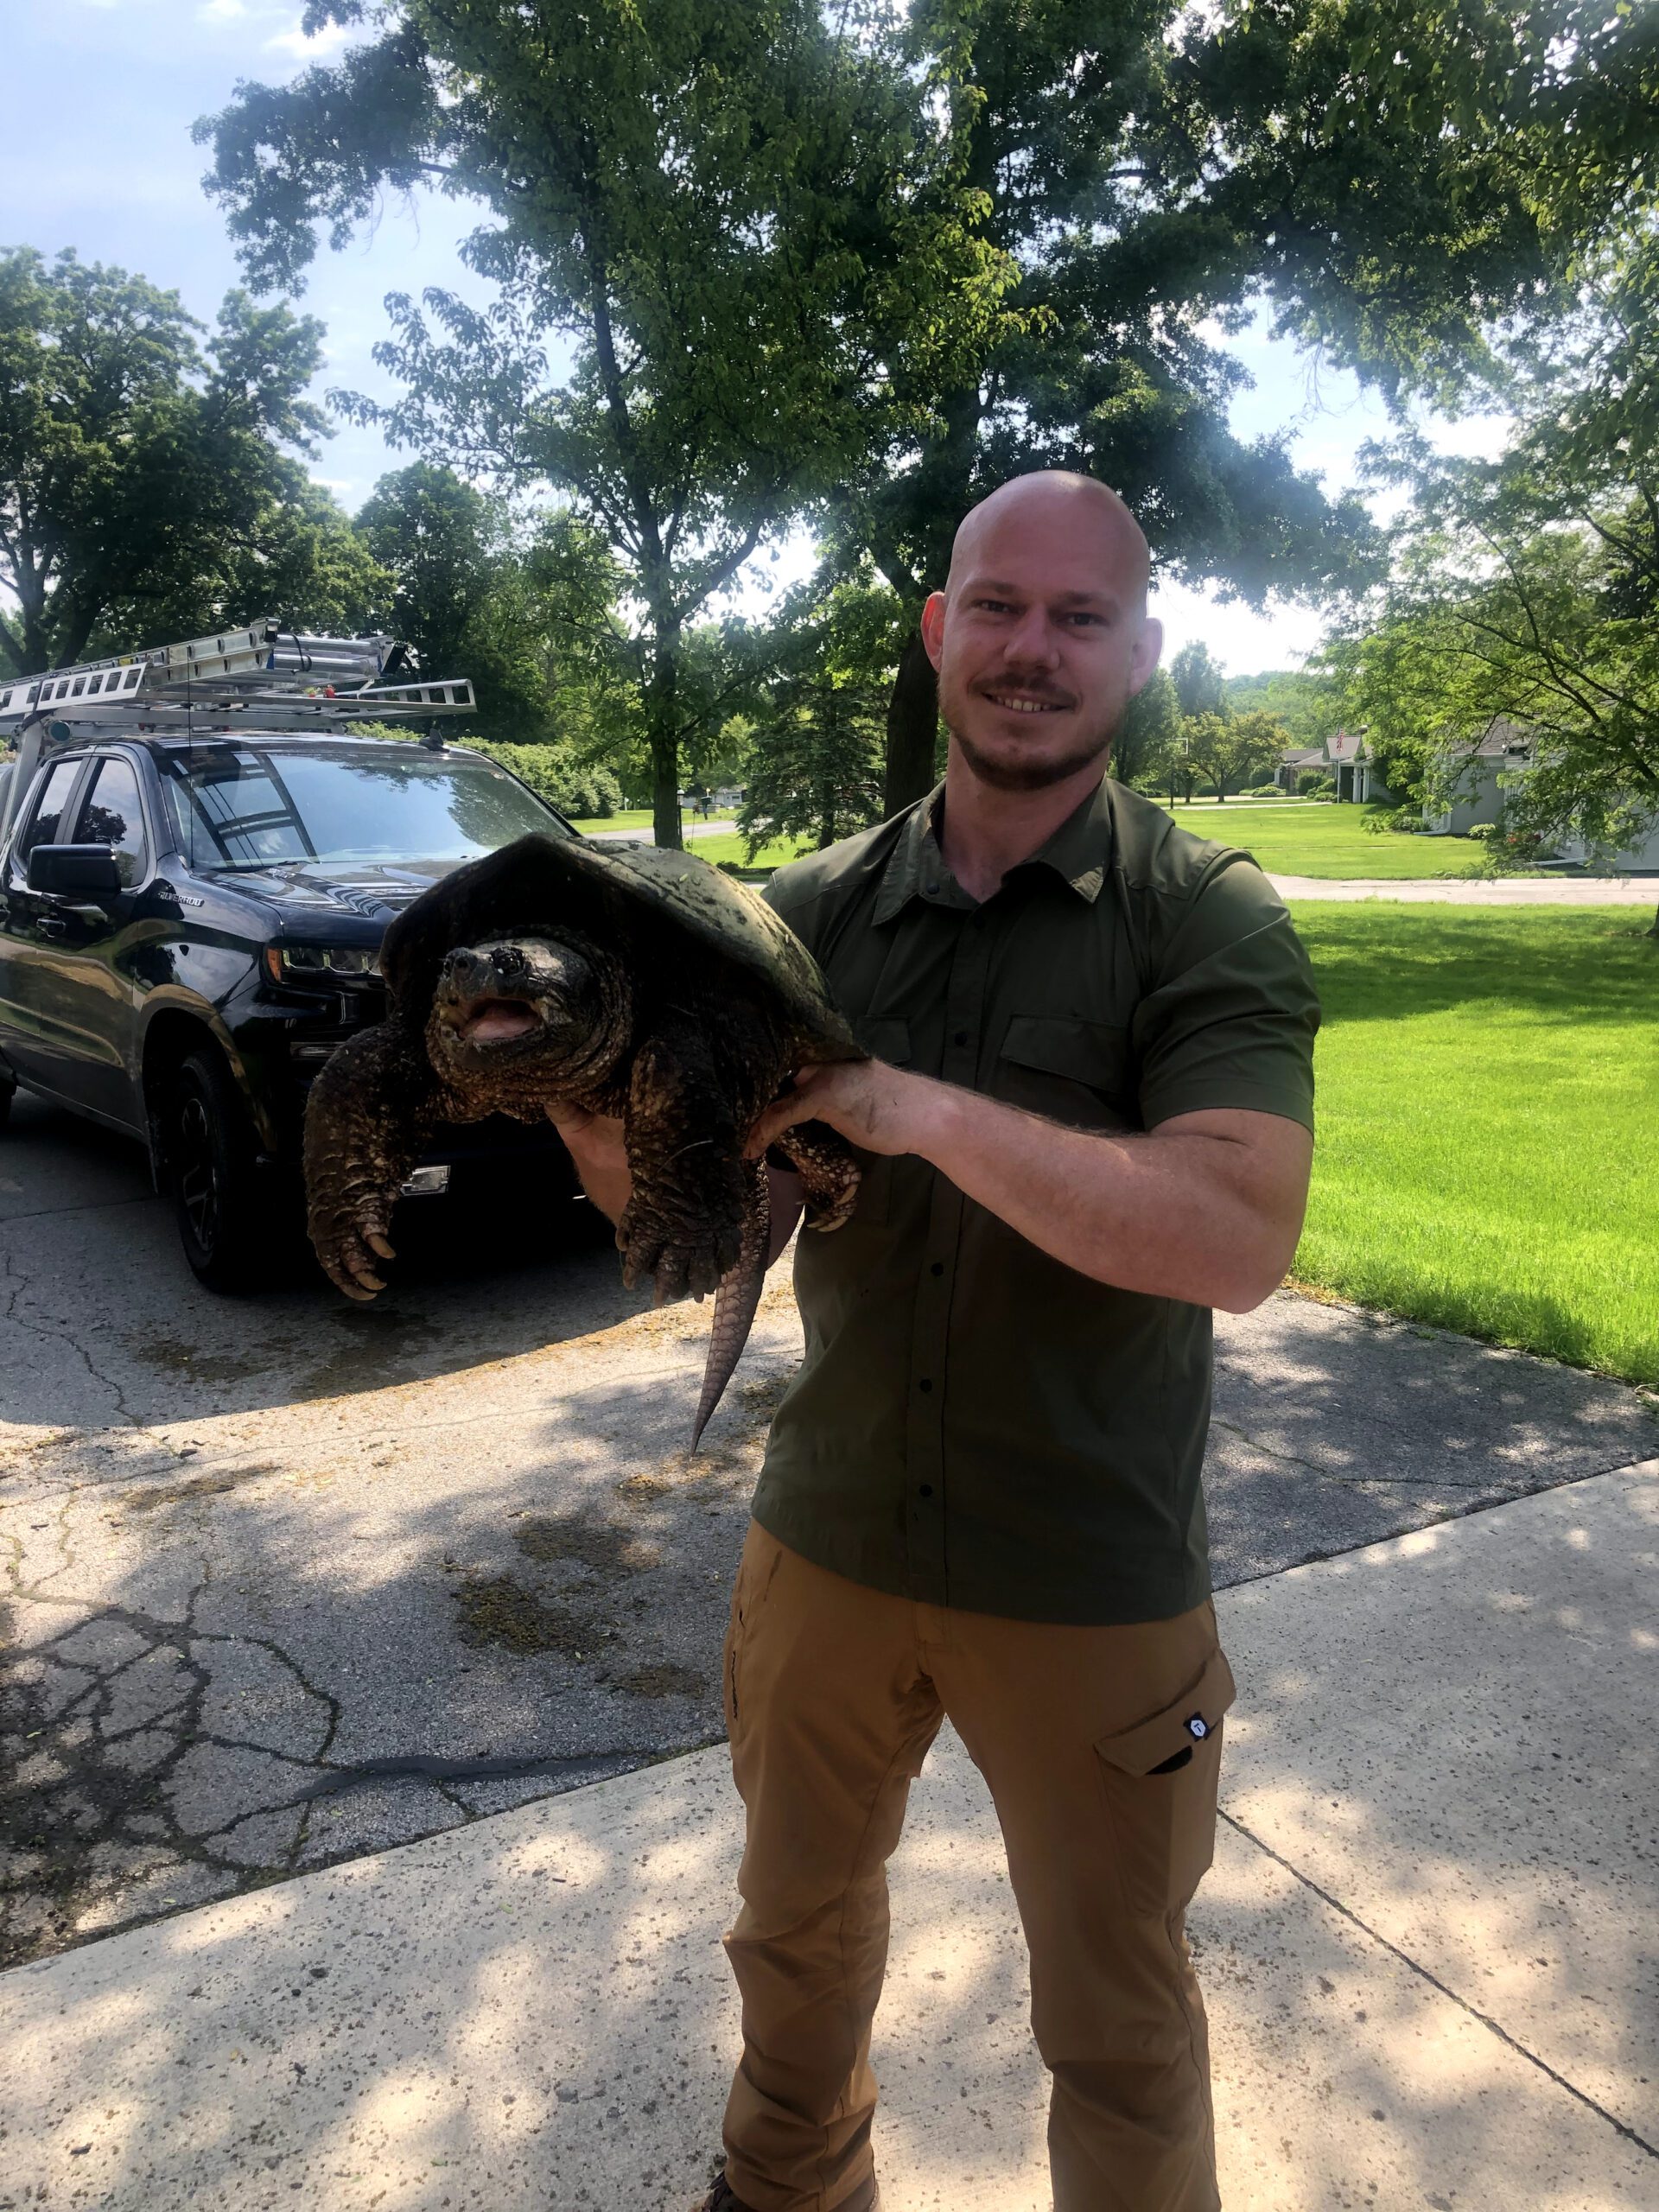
1296, 771, 1336, 797
1362, 804, 1425, 836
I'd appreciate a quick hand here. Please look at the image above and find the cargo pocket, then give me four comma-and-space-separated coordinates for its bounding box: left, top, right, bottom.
1095, 1647, 1236, 1918
844, 1016, 911, 1226
995, 1015, 1137, 1132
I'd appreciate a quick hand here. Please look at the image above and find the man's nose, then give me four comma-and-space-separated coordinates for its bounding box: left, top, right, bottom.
1002, 606, 1060, 666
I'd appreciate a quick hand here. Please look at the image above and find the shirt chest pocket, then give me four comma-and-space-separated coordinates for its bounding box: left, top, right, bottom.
994, 1014, 1139, 1133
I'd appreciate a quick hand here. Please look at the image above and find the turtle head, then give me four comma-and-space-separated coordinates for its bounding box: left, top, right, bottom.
428, 932, 630, 1090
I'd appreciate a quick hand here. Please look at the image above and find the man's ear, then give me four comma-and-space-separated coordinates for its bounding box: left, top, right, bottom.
1127, 614, 1163, 698
919, 589, 948, 671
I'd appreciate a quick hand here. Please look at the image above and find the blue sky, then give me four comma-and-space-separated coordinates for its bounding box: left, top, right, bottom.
10, 0, 1507, 674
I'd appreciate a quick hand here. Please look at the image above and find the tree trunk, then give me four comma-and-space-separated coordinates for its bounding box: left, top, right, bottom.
883, 629, 939, 818
1647, 899, 1658, 940
645, 614, 683, 850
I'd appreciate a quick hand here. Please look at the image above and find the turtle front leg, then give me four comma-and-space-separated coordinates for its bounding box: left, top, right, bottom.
620, 1024, 749, 1303
772, 1120, 861, 1231
303, 1020, 442, 1300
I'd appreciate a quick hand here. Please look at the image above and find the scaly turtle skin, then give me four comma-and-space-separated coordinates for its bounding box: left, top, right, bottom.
302, 833, 864, 1444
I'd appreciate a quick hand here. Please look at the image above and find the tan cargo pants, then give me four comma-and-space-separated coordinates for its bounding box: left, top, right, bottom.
718, 1523, 1235, 2212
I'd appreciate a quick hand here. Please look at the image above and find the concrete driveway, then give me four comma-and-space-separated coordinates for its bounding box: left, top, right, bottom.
3, 1089, 1655, 1970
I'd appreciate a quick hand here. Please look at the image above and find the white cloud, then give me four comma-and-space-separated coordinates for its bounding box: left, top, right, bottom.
264, 15, 352, 60
198, 0, 248, 21
1148, 578, 1329, 677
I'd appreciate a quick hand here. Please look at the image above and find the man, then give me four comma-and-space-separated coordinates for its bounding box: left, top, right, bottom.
557, 471, 1319, 2211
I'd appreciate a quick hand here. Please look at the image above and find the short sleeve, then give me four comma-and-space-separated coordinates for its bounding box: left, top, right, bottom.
760, 860, 823, 957
1132, 855, 1320, 1132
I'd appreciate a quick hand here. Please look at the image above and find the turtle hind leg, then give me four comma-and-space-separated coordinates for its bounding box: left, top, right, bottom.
772, 1120, 861, 1232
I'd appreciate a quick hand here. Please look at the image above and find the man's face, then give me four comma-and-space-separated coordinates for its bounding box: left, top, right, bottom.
922, 487, 1161, 792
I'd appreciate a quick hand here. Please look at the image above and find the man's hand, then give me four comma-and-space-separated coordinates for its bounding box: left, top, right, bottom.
746, 1059, 941, 1160
547, 1103, 632, 1225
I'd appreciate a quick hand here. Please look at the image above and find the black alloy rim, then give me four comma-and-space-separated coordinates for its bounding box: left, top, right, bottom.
176, 1091, 219, 1254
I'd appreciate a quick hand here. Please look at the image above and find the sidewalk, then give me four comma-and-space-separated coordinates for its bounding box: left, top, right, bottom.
1266, 873, 1657, 905
3, 1465, 1654, 2211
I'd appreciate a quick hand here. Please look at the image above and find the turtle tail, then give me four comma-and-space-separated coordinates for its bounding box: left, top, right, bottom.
690, 1158, 772, 1451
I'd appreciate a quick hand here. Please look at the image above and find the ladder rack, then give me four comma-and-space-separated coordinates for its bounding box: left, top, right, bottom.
0, 621, 476, 842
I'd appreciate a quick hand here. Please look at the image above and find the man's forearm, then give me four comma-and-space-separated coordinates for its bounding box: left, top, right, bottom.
915, 1083, 1306, 1311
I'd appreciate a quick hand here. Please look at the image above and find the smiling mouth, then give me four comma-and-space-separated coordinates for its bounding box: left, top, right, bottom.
983, 690, 1068, 715
454, 997, 544, 1046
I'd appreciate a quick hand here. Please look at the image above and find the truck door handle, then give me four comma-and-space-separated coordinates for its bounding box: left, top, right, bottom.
35, 917, 67, 938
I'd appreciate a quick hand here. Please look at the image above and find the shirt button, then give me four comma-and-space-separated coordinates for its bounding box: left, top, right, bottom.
930, 1262, 944, 1277
953, 1029, 968, 1047
918, 1484, 934, 1498
918, 1377, 933, 1393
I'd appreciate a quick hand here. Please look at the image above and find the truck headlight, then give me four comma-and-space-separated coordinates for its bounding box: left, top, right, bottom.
264, 944, 381, 983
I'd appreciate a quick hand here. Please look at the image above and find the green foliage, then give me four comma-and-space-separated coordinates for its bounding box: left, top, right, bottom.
1169, 642, 1229, 721
737, 579, 901, 854
1182, 706, 1286, 799
1297, 771, 1337, 798
0, 246, 379, 673
461, 741, 623, 821
1294, 906, 1659, 1384
1224, 669, 1330, 745
199, 0, 963, 846
1114, 666, 1181, 791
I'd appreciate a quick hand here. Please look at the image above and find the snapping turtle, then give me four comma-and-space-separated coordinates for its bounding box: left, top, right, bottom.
302, 832, 863, 1443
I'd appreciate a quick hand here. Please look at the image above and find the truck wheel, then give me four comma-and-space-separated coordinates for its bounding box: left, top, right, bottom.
167, 1049, 277, 1294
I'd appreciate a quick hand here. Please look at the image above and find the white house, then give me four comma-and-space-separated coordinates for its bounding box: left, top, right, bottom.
1274, 729, 1391, 801
1425, 716, 1659, 870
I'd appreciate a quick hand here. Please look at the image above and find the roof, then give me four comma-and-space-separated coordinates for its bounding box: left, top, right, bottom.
1280, 745, 1326, 768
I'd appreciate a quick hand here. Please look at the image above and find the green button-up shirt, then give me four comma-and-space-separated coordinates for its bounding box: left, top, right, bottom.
755, 775, 1320, 1626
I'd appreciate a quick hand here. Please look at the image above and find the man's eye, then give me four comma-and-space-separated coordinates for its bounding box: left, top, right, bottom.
974, 599, 1015, 614
1067, 611, 1106, 626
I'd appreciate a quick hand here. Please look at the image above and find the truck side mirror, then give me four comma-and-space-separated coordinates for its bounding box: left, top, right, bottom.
28, 843, 123, 896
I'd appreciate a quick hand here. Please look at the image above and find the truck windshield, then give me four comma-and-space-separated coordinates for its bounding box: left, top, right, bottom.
156, 741, 566, 871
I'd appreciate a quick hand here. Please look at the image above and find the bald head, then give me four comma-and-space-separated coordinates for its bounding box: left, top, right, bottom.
946, 472, 1151, 607
920, 470, 1161, 798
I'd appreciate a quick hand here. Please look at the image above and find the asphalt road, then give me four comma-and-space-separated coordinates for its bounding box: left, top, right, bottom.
3, 1088, 1654, 1970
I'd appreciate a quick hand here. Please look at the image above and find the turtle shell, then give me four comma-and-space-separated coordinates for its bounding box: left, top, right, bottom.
379, 831, 861, 1056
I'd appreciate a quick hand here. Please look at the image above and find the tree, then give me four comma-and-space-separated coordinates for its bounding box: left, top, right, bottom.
1332, 219, 1659, 925
816, 0, 1659, 807
199, 1, 981, 849
738, 580, 899, 854
1182, 707, 1286, 799
1112, 665, 1179, 791
1169, 641, 1228, 722
0, 248, 377, 672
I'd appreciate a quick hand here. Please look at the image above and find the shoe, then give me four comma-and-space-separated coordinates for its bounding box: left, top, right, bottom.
694, 2178, 755, 2212
693, 2177, 880, 2212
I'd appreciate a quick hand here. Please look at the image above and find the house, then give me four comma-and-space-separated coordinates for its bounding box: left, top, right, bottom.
1274, 729, 1392, 802
1424, 717, 1659, 870
1422, 717, 1534, 835
1274, 744, 1326, 792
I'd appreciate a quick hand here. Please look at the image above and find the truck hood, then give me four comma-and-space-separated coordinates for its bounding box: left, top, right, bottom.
213, 856, 466, 924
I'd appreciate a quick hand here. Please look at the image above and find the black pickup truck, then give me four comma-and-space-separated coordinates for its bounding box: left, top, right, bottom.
0, 729, 582, 1289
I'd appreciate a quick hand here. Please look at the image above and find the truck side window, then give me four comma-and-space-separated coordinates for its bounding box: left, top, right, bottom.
73, 756, 149, 887
13, 759, 84, 877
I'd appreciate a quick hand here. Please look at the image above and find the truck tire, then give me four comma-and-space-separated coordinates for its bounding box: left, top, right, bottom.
166, 1048, 280, 1294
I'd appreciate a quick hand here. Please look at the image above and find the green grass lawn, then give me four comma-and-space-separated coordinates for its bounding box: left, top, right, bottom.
1293, 906, 1659, 1386
1163, 799, 1489, 878
569, 807, 737, 833
683, 801, 1491, 880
